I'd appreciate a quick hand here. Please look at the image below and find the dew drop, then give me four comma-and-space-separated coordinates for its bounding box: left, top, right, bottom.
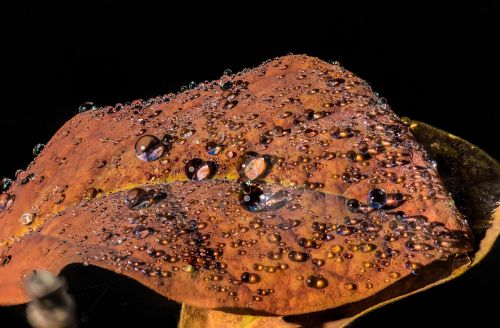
0, 178, 13, 191
125, 188, 152, 209
205, 141, 224, 155
367, 188, 387, 209
20, 213, 34, 225
32, 143, 45, 156
135, 135, 164, 162
239, 184, 287, 212
0, 193, 15, 210
238, 152, 274, 181
78, 101, 97, 113
306, 275, 328, 289
288, 250, 309, 262
241, 272, 260, 284
185, 159, 216, 181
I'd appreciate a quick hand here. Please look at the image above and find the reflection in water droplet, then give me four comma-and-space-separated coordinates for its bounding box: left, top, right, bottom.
367, 188, 387, 209
185, 159, 217, 181
125, 188, 152, 209
0, 193, 15, 210
347, 199, 361, 213
134, 135, 164, 162
306, 275, 328, 289
239, 184, 287, 212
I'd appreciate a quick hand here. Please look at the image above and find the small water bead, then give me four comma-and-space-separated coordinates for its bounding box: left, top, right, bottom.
0, 193, 15, 210
298, 238, 316, 248
306, 275, 328, 289
238, 152, 273, 181
78, 101, 97, 113
241, 272, 260, 284
367, 188, 387, 209
359, 243, 376, 253
20, 213, 34, 225
266, 233, 282, 243
344, 283, 357, 290
205, 141, 224, 155
326, 77, 345, 87
0, 177, 13, 191
188, 81, 197, 89
125, 188, 152, 209
223, 68, 232, 75
288, 250, 309, 262
184, 159, 217, 181
389, 272, 400, 279
33, 143, 45, 156
135, 135, 164, 162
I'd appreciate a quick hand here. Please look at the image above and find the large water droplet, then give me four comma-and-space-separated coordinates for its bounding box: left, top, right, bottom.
125, 188, 152, 209
185, 159, 217, 181
367, 188, 387, 209
0, 178, 13, 191
238, 152, 274, 181
0, 193, 15, 210
134, 135, 164, 162
32, 143, 45, 156
239, 184, 287, 212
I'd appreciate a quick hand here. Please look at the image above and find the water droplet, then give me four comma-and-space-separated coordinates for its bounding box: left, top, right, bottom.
220, 81, 233, 90
306, 275, 328, 289
288, 250, 309, 262
32, 143, 45, 156
0, 178, 13, 191
0, 193, 15, 210
188, 81, 197, 89
78, 101, 97, 113
83, 188, 98, 200
389, 272, 400, 279
344, 283, 357, 290
20, 213, 34, 225
346, 199, 361, 213
135, 135, 164, 162
330, 245, 343, 253
241, 272, 260, 284
238, 152, 274, 181
205, 141, 224, 155
367, 188, 387, 209
185, 159, 216, 181
223, 69, 232, 75
359, 243, 376, 253
125, 188, 152, 209
298, 238, 316, 248
326, 77, 345, 87
239, 184, 287, 212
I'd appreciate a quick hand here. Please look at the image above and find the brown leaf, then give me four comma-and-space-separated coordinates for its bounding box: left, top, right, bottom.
0, 55, 485, 320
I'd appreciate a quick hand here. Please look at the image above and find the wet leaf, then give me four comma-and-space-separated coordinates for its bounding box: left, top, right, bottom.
0, 55, 497, 326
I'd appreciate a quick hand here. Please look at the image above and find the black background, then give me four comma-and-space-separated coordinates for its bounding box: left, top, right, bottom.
0, 1, 499, 327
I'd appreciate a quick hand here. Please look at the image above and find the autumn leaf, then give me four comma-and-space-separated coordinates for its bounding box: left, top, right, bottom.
0, 55, 497, 327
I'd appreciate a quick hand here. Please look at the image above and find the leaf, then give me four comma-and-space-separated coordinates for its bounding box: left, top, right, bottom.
1, 55, 495, 324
